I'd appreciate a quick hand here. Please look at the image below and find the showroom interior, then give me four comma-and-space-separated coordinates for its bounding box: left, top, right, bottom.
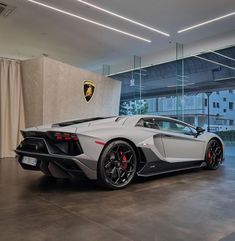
0, 0, 235, 240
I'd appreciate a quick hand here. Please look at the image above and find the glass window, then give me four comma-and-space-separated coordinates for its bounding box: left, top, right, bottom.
111, 46, 235, 139
156, 119, 197, 136
136, 118, 159, 129
229, 102, 234, 110
136, 118, 197, 136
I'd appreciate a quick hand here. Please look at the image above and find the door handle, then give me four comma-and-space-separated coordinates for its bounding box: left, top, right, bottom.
162, 134, 172, 137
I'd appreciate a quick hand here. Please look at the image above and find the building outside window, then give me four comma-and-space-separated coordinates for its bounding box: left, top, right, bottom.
229, 102, 234, 110
111, 46, 235, 133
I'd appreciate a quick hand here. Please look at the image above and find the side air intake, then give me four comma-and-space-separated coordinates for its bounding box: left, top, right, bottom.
0, 2, 16, 17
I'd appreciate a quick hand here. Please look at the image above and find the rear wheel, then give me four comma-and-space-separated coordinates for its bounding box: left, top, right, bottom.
98, 140, 137, 189
205, 139, 223, 170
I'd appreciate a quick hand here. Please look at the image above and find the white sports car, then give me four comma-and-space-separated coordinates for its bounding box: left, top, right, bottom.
15, 115, 224, 189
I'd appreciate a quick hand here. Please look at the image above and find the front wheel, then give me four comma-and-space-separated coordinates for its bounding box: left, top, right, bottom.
98, 140, 137, 190
205, 139, 223, 170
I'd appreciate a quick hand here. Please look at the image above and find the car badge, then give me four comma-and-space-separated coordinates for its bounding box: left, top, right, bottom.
83, 80, 96, 103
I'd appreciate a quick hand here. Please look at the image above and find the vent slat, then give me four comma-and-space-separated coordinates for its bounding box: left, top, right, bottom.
0, 7, 5, 14
0, 2, 15, 17
0, 2, 7, 7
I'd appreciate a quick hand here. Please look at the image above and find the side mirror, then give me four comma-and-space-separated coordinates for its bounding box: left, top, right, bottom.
195, 127, 205, 137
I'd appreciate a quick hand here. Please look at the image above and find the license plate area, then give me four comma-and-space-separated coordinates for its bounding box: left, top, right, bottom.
22, 156, 37, 166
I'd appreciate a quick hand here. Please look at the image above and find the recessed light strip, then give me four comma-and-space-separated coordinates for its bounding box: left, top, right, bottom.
75, 0, 170, 37
192, 55, 235, 71
167, 83, 195, 88
26, 0, 151, 43
214, 76, 235, 82
178, 11, 235, 33
209, 50, 235, 62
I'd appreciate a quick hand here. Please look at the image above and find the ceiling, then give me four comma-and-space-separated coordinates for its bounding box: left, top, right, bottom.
113, 46, 235, 100
0, 0, 235, 69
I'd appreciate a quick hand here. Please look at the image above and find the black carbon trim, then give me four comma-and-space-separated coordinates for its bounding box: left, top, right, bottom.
16, 150, 86, 178
137, 160, 203, 176
141, 147, 162, 162
17, 136, 83, 157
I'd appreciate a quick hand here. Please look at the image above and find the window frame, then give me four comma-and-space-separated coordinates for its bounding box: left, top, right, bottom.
136, 117, 198, 136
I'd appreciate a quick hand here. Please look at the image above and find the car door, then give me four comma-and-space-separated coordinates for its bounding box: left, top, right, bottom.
156, 119, 205, 162
136, 118, 166, 159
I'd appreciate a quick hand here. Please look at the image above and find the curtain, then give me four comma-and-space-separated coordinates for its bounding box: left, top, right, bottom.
0, 59, 25, 158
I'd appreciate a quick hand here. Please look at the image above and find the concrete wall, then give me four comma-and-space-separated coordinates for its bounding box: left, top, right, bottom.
21, 57, 121, 128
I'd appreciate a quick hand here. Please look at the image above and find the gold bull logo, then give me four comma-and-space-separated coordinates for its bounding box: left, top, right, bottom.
83, 80, 96, 103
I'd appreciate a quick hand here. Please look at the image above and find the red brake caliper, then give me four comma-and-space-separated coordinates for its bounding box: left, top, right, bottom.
208, 151, 212, 163
120, 151, 128, 170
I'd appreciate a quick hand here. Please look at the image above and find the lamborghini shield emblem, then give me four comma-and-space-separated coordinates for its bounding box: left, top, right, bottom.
83, 80, 96, 103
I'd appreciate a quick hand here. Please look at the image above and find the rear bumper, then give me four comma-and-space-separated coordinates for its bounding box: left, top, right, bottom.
15, 150, 97, 180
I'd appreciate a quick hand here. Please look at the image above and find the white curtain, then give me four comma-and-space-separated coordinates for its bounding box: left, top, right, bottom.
0, 59, 25, 158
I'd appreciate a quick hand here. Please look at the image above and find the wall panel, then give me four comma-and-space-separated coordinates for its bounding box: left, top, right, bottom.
21, 57, 121, 127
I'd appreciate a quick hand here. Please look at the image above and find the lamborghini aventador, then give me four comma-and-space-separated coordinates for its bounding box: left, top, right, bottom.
15, 115, 224, 189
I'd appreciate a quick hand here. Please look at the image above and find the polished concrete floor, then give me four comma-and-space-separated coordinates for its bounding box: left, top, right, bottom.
0, 145, 235, 241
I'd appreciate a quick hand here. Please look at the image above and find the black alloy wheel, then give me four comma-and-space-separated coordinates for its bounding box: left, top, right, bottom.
98, 140, 137, 189
205, 139, 223, 170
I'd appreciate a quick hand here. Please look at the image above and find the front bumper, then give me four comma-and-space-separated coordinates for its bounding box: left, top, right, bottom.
15, 150, 97, 180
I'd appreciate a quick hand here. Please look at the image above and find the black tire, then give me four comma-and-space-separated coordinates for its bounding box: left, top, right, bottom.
98, 140, 137, 190
205, 139, 223, 170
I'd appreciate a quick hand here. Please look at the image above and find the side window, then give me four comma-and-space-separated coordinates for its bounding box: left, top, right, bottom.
156, 119, 196, 136
136, 118, 159, 130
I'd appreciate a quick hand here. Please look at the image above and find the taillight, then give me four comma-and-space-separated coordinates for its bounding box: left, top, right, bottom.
48, 132, 78, 142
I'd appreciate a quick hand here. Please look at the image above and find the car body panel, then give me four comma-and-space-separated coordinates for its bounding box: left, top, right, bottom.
16, 115, 224, 181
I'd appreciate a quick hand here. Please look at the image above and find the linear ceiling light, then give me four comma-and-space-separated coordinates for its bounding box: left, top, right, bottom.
178, 11, 235, 33
26, 0, 151, 43
192, 55, 235, 71
75, 0, 170, 37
